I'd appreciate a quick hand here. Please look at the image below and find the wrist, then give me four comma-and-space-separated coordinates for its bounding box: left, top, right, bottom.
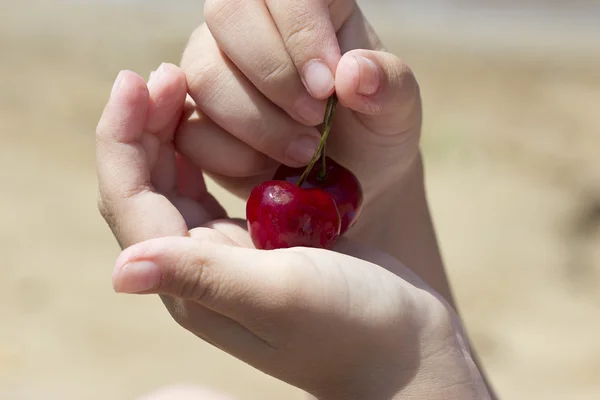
313, 321, 491, 400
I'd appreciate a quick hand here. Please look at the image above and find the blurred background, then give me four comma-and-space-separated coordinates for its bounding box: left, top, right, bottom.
1, 0, 599, 399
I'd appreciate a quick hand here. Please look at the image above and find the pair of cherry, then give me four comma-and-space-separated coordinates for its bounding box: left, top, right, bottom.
246, 96, 363, 250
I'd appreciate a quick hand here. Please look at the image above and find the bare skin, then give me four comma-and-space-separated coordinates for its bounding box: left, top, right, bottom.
97, 65, 491, 400
96, 1, 497, 398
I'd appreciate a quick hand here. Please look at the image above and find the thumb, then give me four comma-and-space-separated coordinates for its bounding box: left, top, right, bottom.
111, 230, 314, 320
334, 49, 422, 136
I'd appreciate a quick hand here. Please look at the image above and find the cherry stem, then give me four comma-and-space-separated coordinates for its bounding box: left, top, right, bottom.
318, 142, 327, 181
297, 94, 338, 187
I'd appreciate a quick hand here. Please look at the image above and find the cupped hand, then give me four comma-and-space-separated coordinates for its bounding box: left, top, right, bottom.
97, 65, 489, 400
112, 220, 488, 400
176, 0, 422, 202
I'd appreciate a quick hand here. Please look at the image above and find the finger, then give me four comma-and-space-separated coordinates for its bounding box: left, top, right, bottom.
334, 49, 421, 135
265, 0, 355, 98
111, 233, 316, 325
203, 1, 325, 126
175, 107, 277, 178
173, 154, 228, 230
145, 63, 187, 195
145, 66, 225, 230
146, 63, 187, 142
96, 70, 189, 248
181, 25, 322, 167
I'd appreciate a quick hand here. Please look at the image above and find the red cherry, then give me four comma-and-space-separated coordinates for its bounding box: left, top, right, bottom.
246, 180, 341, 250
273, 156, 363, 234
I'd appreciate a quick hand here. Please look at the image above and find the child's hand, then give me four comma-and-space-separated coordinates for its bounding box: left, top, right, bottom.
97, 67, 489, 400
177, 0, 421, 202
176, 0, 452, 311
112, 222, 488, 400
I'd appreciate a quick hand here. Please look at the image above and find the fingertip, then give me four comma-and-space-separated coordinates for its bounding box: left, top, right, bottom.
109, 69, 149, 103
302, 59, 336, 100
353, 55, 381, 96
334, 54, 359, 100
146, 63, 188, 135
112, 260, 162, 294
110, 70, 127, 97
98, 70, 149, 142
336, 51, 381, 98
335, 50, 393, 118
111, 236, 191, 294
112, 240, 148, 278
148, 63, 187, 92
335, 50, 422, 134
334, 54, 366, 114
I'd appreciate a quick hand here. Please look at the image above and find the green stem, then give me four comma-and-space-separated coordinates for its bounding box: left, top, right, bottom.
297, 94, 338, 187
318, 141, 327, 181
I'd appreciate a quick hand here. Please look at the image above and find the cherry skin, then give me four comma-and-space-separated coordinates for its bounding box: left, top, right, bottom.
246, 180, 341, 250
273, 156, 363, 235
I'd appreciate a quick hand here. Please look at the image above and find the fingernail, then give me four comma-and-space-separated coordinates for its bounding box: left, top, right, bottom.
113, 260, 161, 294
302, 60, 335, 99
294, 95, 326, 126
286, 135, 320, 166
111, 70, 126, 97
148, 63, 167, 88
353, 56, 380, 96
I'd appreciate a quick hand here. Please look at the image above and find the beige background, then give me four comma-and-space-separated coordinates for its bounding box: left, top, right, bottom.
1, 1, 599, 399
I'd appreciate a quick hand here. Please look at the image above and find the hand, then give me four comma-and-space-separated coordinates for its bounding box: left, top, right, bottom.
112, 222, 489, 400
97, 66, 490, 400
176, 0, 422, 202
176, 0, 452, 317
96, 63, 228, 249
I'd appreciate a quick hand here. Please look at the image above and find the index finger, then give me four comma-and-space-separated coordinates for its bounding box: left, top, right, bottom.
265, 0, 356, 98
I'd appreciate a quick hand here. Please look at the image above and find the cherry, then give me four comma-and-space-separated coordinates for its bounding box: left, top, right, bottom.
273, 156, 363, 235
246, 94, 362, 250
246, 180, 341, 250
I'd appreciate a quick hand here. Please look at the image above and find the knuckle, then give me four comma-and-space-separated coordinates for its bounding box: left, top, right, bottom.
174, 253, 206, 300
171, 251, 219, 305
96, 194, 127, 247
284, 18, 324, 57
185, 60, 232, 106
204, 0, 244, 29
97, 193, 118, 227
97, 193, 110, 220
258, 60, 293, 87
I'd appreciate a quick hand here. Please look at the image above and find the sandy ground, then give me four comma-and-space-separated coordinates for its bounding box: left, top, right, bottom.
1, 1, 599, 399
